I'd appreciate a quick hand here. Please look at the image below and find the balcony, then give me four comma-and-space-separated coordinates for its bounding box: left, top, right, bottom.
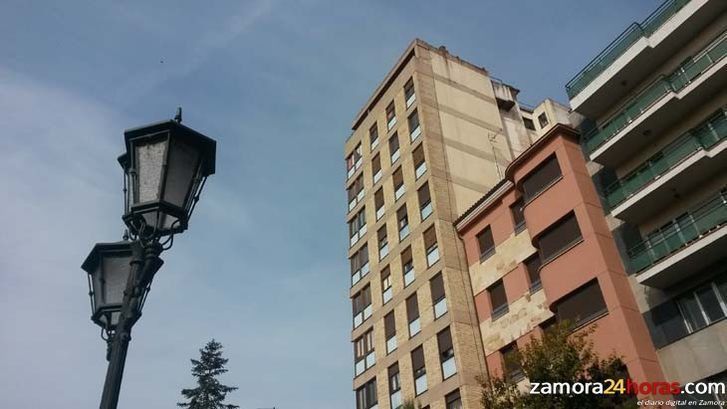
605, 109, 727, 222
584, 31, 727, 165
567, 0, 725, 117
630, 190, 727, 288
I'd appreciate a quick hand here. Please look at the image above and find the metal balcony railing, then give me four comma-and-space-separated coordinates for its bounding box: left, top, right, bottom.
628, 190, 727, 273
565, 0, 691, 99
583, 32, 727, 154
603, 109, 727, 209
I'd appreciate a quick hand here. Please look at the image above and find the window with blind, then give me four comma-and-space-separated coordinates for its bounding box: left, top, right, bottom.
511, 198, 526, 232
393, 167, 405, 200
413, 144, 426, 179
525, 254, 542, 290
412, 346, 427, 395
384, 311, 397, 354
378, 225, 389, 260
418, 182, 432, 220
404, 78, 416, 107
521, 155, 561, 201
381, 265, 393, 304
554, 280, 607, 327
407, 293, 420, 338
501, 343, 523, 380
354, 329, 375, 376
350, 244, 370, 286
489, 280, 508, 319
389, 132, 400, 163
375, 188, 385, 220
389, 362, 401, 393
438, 327, 456, 379
369, 123, 379, 149
372, 154, 382, 184
431, 273, 447, 318
397, 205, 409, 240
402, 246, 415, 287
356, 378, 378, 409
446, 389, 462, 409
536, 212, 582, 262
352, 285, 372, 327
424, 226, 439, 267
387, 101, 397, 129
408, 109, 421, 140
477, 226, 495, 261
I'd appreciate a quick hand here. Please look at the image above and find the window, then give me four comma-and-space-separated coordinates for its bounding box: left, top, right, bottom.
393, 167, 405, 200
354, 329, 375, 376
413, 145, 426, 179
356, 378, 377, 409
387, 101, 397, 130
404, 78, 416, 108
538, 112, 549, 128
352, 285, 372, 328
372, 154, 382, 184
489, 280, 508, 319
446, 389, 462, 409
347, 143, 363, 179
407, 293, 420, 338
511, 198, 526, 232
408, 109, 421, 141
438, 327, 457, 379
349, 208, 367, 247
378, 225, 389, 260
348, 175, 364, 211
381, 265, 393, 304
424, 226, 439, 267
384, 311, 397, 354
525, 254, 542, 291
412, 346, 427, 395
402, 247, 415, 287
389, 132, 400, 163
536, 212, 582, 263
389, 363, 402, 409
501, 343, 523, 380
369, 123, 379, 150
554, 280, 607, 327
430, 273, 447, 318
523, 117, 536, 131
418, 183, 432, 220
375, 188, 385, 220
521, 155, 562, 201
677, 279, 727, 333
350, 244, 370, 286
397, 205, 409, 240
477, 226, 495, 261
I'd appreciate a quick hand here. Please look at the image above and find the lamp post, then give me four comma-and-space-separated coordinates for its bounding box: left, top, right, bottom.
82, 112, 216, 409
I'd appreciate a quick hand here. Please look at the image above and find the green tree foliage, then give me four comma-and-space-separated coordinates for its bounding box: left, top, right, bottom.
402, 398, 421, 409
178, 339, 239, 409
480, 322, 638, 409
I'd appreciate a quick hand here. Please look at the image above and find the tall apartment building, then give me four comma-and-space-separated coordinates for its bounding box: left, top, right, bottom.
454, 124, 665, 394
566, 0, 727, 394
344, 39, 569, 409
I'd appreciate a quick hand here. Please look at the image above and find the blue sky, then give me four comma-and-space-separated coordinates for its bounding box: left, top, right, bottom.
0, 1, 663, 408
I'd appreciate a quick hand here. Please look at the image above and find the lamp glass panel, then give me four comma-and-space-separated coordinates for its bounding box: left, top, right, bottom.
163, 139, 200, 209
134, 138, 167, 204
100, 253, 131, 306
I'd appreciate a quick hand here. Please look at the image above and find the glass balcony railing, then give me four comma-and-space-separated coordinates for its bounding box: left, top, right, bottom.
583, 32, 727, 154
566, 0, 691, 99
628, 190, 727, 273
604, 109, 727, 209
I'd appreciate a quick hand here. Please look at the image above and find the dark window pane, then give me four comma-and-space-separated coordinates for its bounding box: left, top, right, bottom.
389, 363, 400, 391
522, 155, 561, 201
369, 123, 378, 144
511, 198, 525, 230
489, 280, 507, 311
555, 280, 607, 327
695, 285, 725, 324
537, 213, 582, 262
424, 227, 437, 249
407, 294, 419, 321
525, 255, 542, 287
411, 346, 425, 373
418, 183, 431, 206
372, 154, 381, 173
430, 273, 445, 302
384, 312, 396, 338
477, 227, 495, 259
375, 188, 384, 208
502, 343, 522, 379
678, 293, 707, 332
446, 389, 461, 407
413, 145, 425, 167
437, 327, 453, 358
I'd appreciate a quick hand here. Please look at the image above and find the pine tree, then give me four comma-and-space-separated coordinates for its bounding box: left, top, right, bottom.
178, 339, 239, 409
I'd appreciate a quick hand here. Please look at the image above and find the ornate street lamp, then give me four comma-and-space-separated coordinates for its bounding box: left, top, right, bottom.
83, 110, 216, 409
119, 119, 216, 241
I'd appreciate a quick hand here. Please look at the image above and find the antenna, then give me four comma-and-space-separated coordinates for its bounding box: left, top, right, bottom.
174, 107, 183, 123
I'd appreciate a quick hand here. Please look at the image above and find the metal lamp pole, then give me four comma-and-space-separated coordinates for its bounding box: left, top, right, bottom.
83, 111, 216, 409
